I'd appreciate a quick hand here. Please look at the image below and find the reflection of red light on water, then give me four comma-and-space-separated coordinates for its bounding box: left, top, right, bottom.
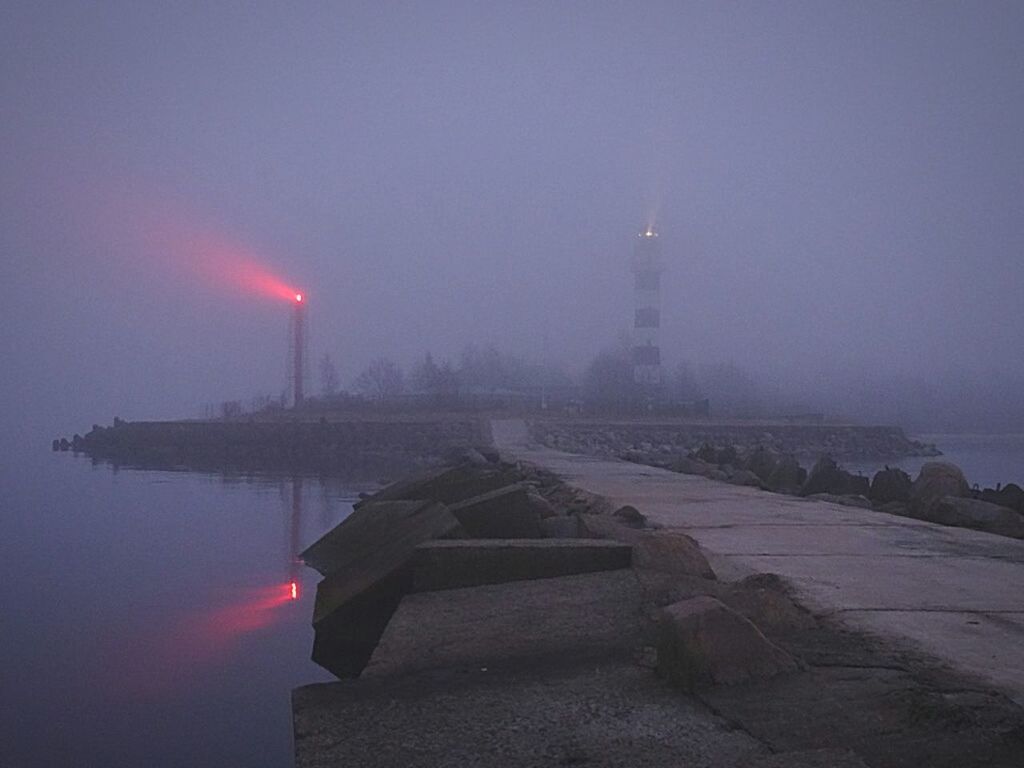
102, 582, 302, 701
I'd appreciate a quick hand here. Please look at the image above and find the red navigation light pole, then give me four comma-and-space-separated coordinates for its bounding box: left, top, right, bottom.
293, 293, 305, 408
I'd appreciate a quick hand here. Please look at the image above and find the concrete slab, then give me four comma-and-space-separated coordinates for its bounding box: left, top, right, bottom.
411, 538, 632, 592
362, 569, 645, 679
492, 419, 1024, 701
840, 609, 1024, 698
747, 749, 869, 768
301, 499, 461, 577
355, 463, 521, 507
293, 663, 765, 768
447, 482, 548, 538
306, 499, 461, 678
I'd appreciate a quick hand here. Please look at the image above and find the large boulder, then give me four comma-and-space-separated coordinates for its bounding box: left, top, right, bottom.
925, 497, 1024, 539
910, 462, 970, 512
721, 573, 817, 636
800, 456, 867, 497
744, 446, 779, 483
980, 482, 1024, 515
656, 596, 799, 691
765, 455, 807, 495
612, 504, 647, 528
693, 443, 718, 464
670, 456, 719, 478
714, 445, 739, 467
726, 469, 763, 488
632, 532, 716, 580
869, 467, 912, 504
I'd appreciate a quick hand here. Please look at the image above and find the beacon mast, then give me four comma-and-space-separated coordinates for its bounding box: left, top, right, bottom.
632, 228, 663, 390
292, 292, 305, 408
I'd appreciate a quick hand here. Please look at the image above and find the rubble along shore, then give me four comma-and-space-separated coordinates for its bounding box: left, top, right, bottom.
54, 414, 937, 477
292, 451, 1024, 768
55, 415, 490, 477
531, 418, 940, 462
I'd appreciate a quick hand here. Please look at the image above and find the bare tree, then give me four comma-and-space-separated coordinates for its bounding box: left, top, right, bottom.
320, 354, 340, 397
354, 358, 405, 401
220, 400, 243, 419
410, 352, 440, 393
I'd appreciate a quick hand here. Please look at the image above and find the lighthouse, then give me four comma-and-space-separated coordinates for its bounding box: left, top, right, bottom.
632, 228, 663, 389
292, 292, 306, 407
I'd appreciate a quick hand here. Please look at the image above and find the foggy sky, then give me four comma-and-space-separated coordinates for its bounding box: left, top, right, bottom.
3, 1, 1023, 439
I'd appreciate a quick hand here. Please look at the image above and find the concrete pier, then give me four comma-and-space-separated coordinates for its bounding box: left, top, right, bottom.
491, 419, 1024, 703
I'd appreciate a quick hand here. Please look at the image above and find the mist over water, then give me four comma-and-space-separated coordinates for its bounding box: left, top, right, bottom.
3, 2, 1024, 440
3, 4, 1024, 764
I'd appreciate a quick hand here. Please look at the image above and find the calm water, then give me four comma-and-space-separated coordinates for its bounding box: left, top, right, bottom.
844, 433, 1024, 489
3, 433, 1022, 767
0, 445, 361, 768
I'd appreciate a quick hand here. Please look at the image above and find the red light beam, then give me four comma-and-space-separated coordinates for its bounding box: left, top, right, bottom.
89, 183, 303, 305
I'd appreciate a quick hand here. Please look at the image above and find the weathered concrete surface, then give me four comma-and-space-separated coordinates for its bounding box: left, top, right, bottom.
746, 749, 869, 768
492, 419, 1024, 703
411, 538, 632, 592
356, 463, 520, 507
301, 499, 461, 577
447, 482, 549, 538
307, 499, 462, 678
362, 569, 645, 679
293, 663, 766, 768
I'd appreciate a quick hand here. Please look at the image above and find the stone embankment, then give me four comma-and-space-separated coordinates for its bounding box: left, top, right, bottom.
57, 416, 489, 476
531, 419, 940, 462
292, 452, 1024, 767
627, 441, 1024, 541
531, 421, 1024, 541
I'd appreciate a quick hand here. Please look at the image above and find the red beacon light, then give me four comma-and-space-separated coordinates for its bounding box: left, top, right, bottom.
289, 581, 299, 600
294, 293, 303, 303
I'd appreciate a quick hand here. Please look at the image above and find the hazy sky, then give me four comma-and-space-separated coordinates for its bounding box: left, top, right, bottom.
3, 1, 1023, 438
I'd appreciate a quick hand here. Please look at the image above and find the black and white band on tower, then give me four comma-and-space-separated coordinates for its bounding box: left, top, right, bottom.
632, 227, 664, 386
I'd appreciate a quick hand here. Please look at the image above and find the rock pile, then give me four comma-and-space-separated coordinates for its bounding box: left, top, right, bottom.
618, 441, 1024, 541
292, 451, 1024, 767
304, 453, 633, 678
302, 451, 814, 693
799, 455, 870, 498
533, 420, 941, 462
57, 417, 489, 475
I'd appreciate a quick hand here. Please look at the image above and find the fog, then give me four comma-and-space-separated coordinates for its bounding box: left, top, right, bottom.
3, 1, 1023, 441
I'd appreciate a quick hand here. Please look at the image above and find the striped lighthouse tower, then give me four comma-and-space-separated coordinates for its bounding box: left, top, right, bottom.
632, 227, 663, 389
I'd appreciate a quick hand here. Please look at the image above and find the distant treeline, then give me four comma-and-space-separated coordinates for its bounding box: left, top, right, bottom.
209, 341, 1024, 432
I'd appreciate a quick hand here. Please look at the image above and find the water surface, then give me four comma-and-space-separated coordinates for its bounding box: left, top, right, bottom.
0, 445, 359, 768
844, 433, 1024, 489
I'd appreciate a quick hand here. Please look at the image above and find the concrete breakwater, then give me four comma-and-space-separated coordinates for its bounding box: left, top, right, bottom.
62, 416, 489, 476
531, 419, 940, 462
292, 450, 1024, 767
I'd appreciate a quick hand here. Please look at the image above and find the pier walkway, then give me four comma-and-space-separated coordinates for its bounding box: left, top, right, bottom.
492, 419, 1024, 703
